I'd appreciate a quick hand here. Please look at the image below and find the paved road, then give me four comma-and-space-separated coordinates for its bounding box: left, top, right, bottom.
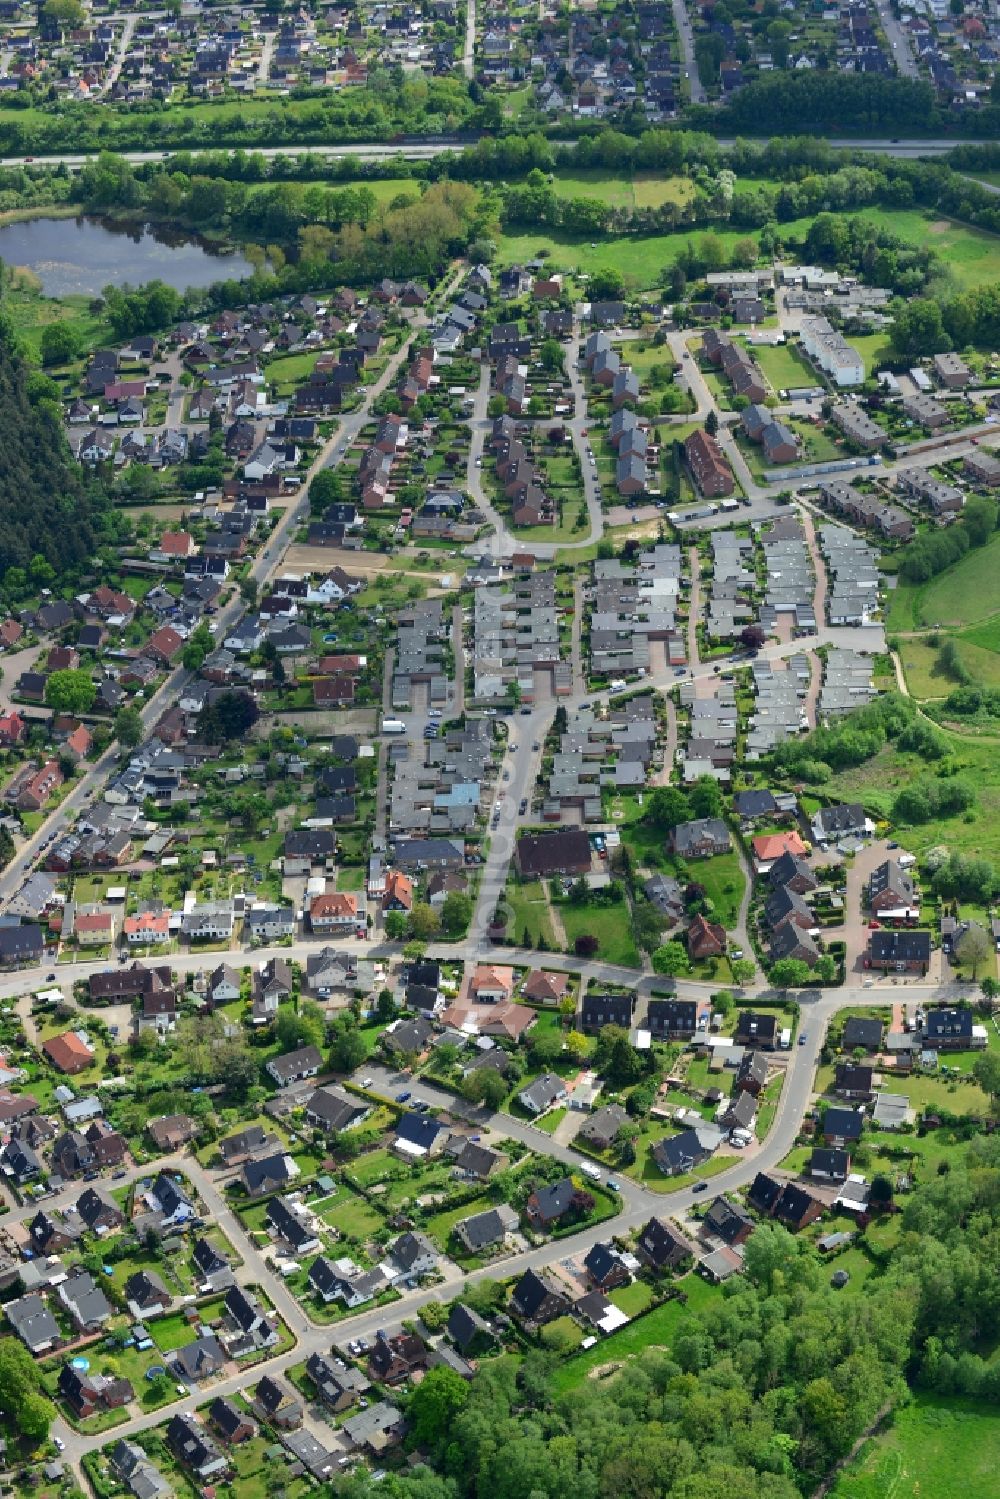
0, 137, 973, 174
671, 0, 705, 105
258, 27, 277, 88
463, 0, 476, 79
873, 0, 919, 80
103, 15, 137, 97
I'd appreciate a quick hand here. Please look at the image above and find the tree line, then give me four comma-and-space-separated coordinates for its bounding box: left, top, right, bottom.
0, 71, 480, 157
0, 311, 106, 575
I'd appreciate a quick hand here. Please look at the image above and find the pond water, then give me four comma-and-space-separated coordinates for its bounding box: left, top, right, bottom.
0, 215, 254, 298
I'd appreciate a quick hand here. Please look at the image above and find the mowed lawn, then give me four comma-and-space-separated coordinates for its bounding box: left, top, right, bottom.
829, 1395, 1000, 1499
550, 170, 695, 211
846, 330, 893, 373
506, 879, 557, 948
558, 900, 641, 966
751, 341, 817, 391
316, 1190, 385, 1240
496, 226, 768, 293
498, 205, 1000, 296
685, 851, 745, 930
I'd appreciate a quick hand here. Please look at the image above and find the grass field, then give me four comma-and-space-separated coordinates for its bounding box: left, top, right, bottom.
609, 1280, 655, 1316
506, 879, 557, 948
317, 1189, 385, 1241
266, 350, 320, 394
846, 331, 894, 373
899, 632, 1000, 698
849, 207, 1000, 291
887, 535, 1000, 633
558, 900, 641, 966
496, 225, 765, 292
498, 206, 1000, 297
751, 341, 817, 392
550, 170, 695, 211
548, 1275, 718, 1395
687, 851, 745, 930
829, 1395, 1000, 1499
914, 536, 1000, 627
827, 726, 1000, 864
897, 637, 954, 699
3, 274, 111, 357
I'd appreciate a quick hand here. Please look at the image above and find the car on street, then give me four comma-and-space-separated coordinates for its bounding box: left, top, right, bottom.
395, 1090, 411, 1103
361, 1078, 373, 1089
606, 1179, 620, 1192
692, 1181, 708, 1193
54, 1438, 64, 1452
46, 973, 55, 982
519, 799, 527, 814
798, 1032, 807, 1046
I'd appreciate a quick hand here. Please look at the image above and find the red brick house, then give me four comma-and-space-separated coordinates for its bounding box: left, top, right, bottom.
687, 913, 726, 961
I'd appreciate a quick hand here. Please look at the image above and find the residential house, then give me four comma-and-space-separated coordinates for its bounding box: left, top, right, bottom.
867, 930, 931, 975
266, 1046, 323, 1088
517, 1073, 568, 1115
636, 1216, 696, 1272
511, 1268, 570, 1325
455, 1204, 519, 1255
670, 819, 731, 858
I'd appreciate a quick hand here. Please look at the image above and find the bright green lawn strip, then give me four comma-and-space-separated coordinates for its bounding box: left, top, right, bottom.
505, 880, 557, 948
535, 1105, 568, 1136
317, 1190, 385, 1240
609, 1280, 655, 1316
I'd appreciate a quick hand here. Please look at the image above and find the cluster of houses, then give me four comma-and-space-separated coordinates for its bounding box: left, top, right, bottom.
587, 548, 686, 680
740, 403, 798, 466
583, 329, 648, 498
509, 4, 679, 123
0, 10, 456, 106
387, 709, 492, 849
488, 409, 558, 529
702, 330, 767, 405
535, 696, 665, 822
471, 563, 572, 705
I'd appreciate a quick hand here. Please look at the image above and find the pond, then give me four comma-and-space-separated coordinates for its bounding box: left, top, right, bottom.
0, 214, 254, 298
